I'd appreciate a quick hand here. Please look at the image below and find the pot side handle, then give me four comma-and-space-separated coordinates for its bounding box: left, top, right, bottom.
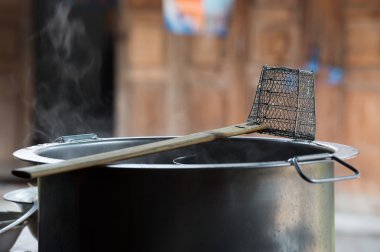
288, 153, 360, 184
0, 200, 38, 234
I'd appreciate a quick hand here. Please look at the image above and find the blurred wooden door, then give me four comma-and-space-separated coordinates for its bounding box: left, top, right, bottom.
0, 0, 33, 176
116, 0, 304, 136
116, 0, 246, 136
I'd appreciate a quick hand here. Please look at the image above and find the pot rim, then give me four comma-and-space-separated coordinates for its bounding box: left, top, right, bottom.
13, 136, 358, 170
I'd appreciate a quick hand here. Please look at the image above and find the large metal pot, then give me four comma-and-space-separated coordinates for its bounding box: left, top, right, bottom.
14, 135, 359, 252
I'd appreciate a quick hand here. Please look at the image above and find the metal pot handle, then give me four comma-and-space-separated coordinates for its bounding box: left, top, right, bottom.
0, 200, 38, 234
289, 153, 360, 184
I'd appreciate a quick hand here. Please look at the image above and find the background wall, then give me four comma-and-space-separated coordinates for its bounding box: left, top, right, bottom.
0, 0, 33, 176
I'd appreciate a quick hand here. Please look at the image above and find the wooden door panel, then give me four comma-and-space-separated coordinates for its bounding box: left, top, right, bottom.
0, 0, 32, 176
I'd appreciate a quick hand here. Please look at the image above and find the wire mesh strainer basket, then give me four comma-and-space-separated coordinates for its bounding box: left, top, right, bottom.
248, 65, 316, 141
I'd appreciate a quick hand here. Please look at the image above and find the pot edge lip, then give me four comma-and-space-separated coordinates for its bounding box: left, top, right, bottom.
12, 136, 359, 170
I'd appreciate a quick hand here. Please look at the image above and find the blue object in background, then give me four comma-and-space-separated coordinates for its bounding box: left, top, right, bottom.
305, 48, 320, 74
163, 0, 234, 37
327, 67, 344, 86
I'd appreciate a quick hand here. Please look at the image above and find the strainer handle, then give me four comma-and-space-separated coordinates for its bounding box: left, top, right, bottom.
289, 153, 360, 184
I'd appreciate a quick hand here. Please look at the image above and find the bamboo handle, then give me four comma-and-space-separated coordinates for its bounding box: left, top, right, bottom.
12, 123, 268, 179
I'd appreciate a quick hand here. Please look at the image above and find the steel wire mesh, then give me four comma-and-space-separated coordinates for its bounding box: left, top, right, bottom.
248, 65, 316, 141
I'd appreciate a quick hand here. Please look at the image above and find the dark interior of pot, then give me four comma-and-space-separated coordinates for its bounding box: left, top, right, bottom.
35, 137, 334, 165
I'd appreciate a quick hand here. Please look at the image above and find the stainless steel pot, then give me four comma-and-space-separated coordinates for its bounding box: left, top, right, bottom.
13, 135, 359, 252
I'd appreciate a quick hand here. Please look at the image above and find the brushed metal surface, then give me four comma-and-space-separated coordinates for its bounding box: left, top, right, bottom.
13, 137, 356, 252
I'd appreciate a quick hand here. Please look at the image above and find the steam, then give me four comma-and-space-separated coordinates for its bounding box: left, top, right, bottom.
43, 3, 99, 83
35, 2, 112, 143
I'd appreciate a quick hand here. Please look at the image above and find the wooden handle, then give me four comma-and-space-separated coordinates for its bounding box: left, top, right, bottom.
12, 123, 268, 179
